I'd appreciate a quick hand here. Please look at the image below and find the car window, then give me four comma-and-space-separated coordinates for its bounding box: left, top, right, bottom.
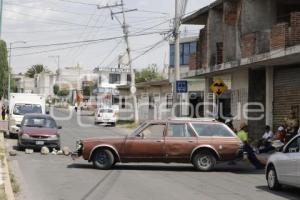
167, 123, 194, 137
140, 124, 165, 138
99, 109, 113, 113
13, 104, 42, 115
23, 117, 57, 128
285, 137, 300, 153
191, 123, 234, 137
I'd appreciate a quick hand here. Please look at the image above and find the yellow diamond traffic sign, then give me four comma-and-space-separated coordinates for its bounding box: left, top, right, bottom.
210, 79, 228, 96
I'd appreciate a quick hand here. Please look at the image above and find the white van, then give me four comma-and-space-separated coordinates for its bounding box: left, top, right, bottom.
9, 93, 46, 137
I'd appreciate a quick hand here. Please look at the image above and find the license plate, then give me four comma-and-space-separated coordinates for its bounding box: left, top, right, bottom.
36, 141, 44, 145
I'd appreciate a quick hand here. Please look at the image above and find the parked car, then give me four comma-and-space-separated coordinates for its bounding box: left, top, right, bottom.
17, 114, 62, 150
73, 118, 243, 171
94, 108, 116, 126
266, 134, 300, 190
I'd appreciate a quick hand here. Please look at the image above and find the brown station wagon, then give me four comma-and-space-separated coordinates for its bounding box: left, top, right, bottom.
73, 118, 243, 171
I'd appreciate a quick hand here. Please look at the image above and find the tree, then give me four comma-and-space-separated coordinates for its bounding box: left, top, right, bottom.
57, 89, 70, 97
135, 64, 164, 83
53, 84, 59, 95
25, 64, 50, 78
0, 40, 9, 99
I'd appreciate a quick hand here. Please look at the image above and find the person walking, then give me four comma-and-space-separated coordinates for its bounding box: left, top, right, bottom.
237, 123, 264, 169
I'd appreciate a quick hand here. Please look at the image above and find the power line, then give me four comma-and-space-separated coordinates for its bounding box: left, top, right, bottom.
97, 39, 123, 67
11, 31, 169, 50
58, 0, 100, 6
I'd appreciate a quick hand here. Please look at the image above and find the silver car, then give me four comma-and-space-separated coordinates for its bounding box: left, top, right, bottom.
266, 134, 300, 190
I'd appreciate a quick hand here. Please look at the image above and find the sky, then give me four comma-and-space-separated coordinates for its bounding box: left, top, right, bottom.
2, 0, 215, 74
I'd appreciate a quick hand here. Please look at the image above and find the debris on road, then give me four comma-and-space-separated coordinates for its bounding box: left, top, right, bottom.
57, 150, 63, 155
52, 148, 58, 155
9, 150, 17, 156
62, 147, 71, 156
41, 147, 49, 155
25, 149, 34, 154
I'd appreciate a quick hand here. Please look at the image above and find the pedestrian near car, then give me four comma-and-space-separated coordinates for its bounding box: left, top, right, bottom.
237, 123, 264, 169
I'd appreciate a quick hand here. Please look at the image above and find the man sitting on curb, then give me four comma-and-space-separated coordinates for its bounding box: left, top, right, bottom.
237, 123, 265, 170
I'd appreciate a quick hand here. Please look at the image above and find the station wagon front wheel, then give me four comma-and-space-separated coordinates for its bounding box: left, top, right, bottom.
192, 151, 216, 171
267, 166, 281, 190
92, 149, 114, 170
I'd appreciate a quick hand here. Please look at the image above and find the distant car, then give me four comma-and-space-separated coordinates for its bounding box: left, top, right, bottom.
94, 108, 117, 126
266, 134, 300, 190
73, 118, 243, 171
17, 114, 62, 150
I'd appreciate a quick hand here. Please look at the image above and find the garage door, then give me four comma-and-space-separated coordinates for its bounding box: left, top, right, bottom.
273, 66, 300, 129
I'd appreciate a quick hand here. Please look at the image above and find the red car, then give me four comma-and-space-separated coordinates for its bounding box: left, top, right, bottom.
73, 118, 243, 171
17, 114, 62, 150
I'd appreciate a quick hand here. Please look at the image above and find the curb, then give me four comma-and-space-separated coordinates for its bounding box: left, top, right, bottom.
0, 132, 15, 200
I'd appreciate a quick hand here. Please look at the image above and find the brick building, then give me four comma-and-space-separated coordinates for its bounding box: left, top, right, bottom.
183, 0, 300, 139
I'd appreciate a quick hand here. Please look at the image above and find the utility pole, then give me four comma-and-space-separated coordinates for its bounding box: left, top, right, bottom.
120, 0, 139, 123
0, 0, 3, 39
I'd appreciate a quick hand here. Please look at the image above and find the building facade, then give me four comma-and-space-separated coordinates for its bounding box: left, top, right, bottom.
183, 0, 300, 138
13, 74, 35, 93
93, 67, 131, 108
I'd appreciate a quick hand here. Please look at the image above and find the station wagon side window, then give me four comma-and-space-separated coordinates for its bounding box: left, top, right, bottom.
191, 123, 235, 137
139, 123, 166, 138
285, 137, 300, 153
167, 123, 194, 137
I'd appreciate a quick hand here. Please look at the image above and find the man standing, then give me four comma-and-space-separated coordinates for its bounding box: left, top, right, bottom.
237, 123, 264, 169
1, 105, 6, 120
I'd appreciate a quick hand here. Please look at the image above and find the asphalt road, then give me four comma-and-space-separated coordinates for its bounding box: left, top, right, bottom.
5, 109, 300, 200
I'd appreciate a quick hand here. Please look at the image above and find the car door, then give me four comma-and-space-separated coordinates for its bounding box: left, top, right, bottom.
165, 122, 198, 162
123, 123, 166, 162
276, 136, 300, 186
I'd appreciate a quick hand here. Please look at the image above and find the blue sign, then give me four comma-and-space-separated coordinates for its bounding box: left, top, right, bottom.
176, 80, 188, 93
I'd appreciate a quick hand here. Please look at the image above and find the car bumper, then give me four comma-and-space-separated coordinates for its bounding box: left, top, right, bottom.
19, 138, 60, 148
95, 118, 116, 123
9, 125, 20, 135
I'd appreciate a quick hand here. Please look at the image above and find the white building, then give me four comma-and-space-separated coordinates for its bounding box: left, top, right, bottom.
13, 74, 35, 93
93, 67, 131, 107
34, 72, 57, 98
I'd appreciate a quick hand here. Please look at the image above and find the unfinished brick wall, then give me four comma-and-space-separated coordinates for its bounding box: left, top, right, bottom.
241, 33, 256, 58
199, 27, 208, 69
270, 23, 289, 50
290, 12, 300, 46
189, 53, 197, 70
224, 2, 238, 26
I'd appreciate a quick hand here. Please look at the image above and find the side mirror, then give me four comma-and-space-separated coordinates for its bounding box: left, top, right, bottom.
57, 126, 62, 129
16, 124, 21, 128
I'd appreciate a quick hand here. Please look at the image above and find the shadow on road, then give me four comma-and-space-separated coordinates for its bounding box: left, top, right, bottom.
67, 162, 265, 174
256, 186, 300, 200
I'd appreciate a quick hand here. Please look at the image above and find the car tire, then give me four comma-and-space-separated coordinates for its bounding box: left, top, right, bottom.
111, 123, 116, 127
92, 149, 114, 170
192, 150, 216, 172
267, 166, 281, 190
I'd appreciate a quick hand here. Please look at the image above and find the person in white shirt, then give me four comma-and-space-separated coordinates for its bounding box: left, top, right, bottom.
258, 125, 274, 153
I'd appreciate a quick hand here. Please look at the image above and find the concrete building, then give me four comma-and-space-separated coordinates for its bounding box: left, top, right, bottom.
34, 72, 57, 98
93, 67, 131, 108
183, 0, 300, 138
117, 80, 172, 122
13, 74, 35, 93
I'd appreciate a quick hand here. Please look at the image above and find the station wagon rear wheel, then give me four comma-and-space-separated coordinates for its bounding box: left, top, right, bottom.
92, 149, 114, 170
267, 166, 281, 190
192, 151, 216, 172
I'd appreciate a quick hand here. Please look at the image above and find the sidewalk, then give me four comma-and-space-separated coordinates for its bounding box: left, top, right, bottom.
0, 132, 15, 200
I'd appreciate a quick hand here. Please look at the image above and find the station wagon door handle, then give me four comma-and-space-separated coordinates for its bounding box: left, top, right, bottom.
188, 140, 195, 143
156, 140, 163, 143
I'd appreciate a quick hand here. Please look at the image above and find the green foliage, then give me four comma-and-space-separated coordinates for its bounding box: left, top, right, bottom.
57, 89, 70, 97
135, 64, 163, 83
82, 82, 96, 96
53, 84, 59, 95
0, 40, 9, 99
25, 64, 50, 78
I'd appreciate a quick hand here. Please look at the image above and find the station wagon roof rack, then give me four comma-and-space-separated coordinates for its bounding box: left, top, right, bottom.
167, 117, 217, 122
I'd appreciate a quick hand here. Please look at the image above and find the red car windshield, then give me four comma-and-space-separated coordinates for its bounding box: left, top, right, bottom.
23, 117, 57, 128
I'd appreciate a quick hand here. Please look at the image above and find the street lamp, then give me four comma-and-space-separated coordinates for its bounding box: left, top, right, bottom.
8, 41, 26, 100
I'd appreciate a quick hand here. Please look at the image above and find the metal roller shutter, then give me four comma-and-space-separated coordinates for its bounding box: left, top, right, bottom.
273, 66, 300, 129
